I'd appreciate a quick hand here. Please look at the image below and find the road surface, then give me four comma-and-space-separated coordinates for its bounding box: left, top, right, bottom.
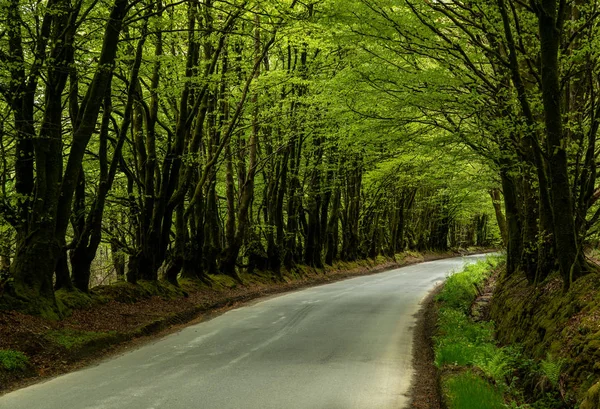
0, 254, 489, 409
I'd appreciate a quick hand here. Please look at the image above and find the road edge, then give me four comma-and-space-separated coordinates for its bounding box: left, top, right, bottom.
1, 250, 493, 396
409, 284, 443, 409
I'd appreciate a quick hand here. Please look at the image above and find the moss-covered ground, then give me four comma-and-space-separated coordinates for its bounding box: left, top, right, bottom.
0, 350, 29, 371
491, 267, 600, 407
43, 329, 118, 351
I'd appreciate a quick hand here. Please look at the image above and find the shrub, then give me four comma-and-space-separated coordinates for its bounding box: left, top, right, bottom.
0, 350, 29, 371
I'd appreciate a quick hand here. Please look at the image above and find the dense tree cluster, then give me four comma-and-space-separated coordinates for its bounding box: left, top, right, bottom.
341, 0, 600, 288
0, 0, 501, 317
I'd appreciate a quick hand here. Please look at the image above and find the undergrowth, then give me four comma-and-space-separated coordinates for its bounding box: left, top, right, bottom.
434, 257, 567, 409
0, 350, 29, 371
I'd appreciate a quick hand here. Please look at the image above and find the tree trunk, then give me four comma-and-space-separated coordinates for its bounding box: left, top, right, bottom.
538, 2, 585, 287
489, 189, 508, 246
501, 171, 522, 276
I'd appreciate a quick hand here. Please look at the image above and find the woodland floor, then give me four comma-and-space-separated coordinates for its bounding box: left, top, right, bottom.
0, 249, 492, 398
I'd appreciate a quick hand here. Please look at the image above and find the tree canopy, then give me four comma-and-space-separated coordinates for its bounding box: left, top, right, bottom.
2, 0, 597, 317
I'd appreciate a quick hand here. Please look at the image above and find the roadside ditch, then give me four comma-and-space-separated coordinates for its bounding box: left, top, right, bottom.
414, 256, 600, 409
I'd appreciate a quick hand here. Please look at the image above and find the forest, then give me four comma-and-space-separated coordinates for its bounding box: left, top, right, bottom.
0, 0, 598, 323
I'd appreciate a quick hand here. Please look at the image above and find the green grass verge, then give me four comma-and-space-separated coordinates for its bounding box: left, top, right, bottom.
434, 257, 569, 409
434, 257, 509, 408
0, 350, 29, 371
437, 259, 498, 313
444, 371, 506, 409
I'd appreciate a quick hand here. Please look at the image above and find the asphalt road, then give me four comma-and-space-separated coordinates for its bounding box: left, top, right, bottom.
0, 254, 489, 409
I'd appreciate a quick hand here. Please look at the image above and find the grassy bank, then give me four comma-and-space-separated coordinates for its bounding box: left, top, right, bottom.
434, 257, 507, 409
435, 257, 576, 409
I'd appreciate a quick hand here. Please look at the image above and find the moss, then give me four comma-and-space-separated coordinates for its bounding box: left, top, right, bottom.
136, 280, 187, 299
44, 329, 117, 350
581, 381, 600, 409
336, 260, 359, 270
490, 267, 600, 404
35, 301, 63, 320
294, 265, 316, 277
178, 278, 208, 292
404, 250, 424, 259
55, 288, 96, 311
2, 279, 63, 320
0, 350, 29, 371
281, 268, 303, 281
92, 281, 146, 303
238, 269, 280, 286
375, 255, 389, 264
207, 274, 239, 290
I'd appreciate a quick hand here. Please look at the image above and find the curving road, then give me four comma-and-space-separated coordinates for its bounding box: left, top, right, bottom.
0, 254, 489, 409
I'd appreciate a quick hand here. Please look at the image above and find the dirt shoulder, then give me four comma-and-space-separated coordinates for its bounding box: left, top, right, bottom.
0, 249, 492, 395
409, 284, 443, 409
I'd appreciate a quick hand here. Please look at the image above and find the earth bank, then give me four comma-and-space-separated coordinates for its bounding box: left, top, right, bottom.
490, 268, 600, 407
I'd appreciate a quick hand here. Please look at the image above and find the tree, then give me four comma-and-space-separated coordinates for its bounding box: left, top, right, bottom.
0, 0, 504, 316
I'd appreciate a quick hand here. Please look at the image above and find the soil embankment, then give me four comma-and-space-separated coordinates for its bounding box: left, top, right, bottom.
490, 271, 600, 407
409, 256, 600, 408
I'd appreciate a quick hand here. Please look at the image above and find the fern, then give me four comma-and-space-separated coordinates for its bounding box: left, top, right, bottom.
540, 355, 565, 387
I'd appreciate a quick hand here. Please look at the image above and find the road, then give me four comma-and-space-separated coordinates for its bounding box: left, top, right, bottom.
0, 254, 489, 409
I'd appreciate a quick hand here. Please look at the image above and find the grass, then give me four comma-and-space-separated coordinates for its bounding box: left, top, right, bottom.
444, 371, 506, 409
436, 259, 499, 313
44, 329, 116, 350
434, 257, 569, 409
434, 257, 509, 408
0, 350, 29, 371
434, 259, 503, 372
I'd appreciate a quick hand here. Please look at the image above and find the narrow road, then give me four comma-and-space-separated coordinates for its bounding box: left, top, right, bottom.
0, 255, 488, 409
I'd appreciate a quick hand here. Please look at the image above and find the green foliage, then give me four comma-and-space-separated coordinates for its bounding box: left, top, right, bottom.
540, 355, 565, 389
444, 372, 505, 409
434, 308, 497, 368
434, 260, 504, 374
435, 342, 478, 367
489, 269, 600, 406
436, 258, 574, 408
0, 350, 29, 371
475, 347, 513, 385
0, 0, 502, 318
437, 259, 499, 313
44, 329, 116, 350
434, 258, 519, 408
